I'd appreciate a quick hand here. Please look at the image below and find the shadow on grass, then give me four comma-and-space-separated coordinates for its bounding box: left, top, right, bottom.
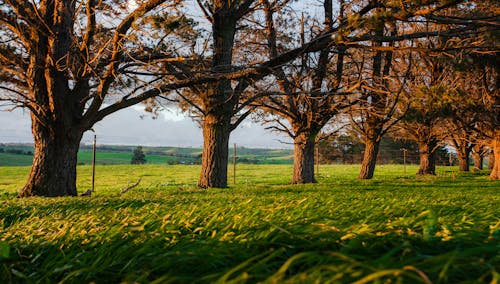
1, 227, 498, 283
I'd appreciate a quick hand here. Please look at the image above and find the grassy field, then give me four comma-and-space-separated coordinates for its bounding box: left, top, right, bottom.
0, 164, 498, 283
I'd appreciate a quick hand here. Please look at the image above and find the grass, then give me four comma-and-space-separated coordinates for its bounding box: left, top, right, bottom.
0, 164, 498, 283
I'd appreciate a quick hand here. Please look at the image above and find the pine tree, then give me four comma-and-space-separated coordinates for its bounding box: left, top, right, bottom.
131, 147, 147, 165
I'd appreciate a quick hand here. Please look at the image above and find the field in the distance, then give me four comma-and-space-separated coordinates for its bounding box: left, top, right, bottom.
0, 144, 294, 166
0, 164, 498, 283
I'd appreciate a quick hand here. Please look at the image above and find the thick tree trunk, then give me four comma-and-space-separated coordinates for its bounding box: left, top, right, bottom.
417, 141, 436, 175
198, 114, 231, 188
359, 139, 380, 179
473, 152, 483, 170
457, 147, 471, 172
18, 117, 82, 197
472, 144, 484, 170
488, 151, 495, 170
197, 7, 238, 189
489, 129, 500, 180
292, 133, 317, 184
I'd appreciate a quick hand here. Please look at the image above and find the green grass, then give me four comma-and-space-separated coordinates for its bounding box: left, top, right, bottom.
0, 153, 34, 166
0, 165, 498, 283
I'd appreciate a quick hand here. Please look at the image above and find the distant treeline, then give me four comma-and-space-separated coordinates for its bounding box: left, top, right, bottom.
318, 135, 451, 166
0, 147, 33, 156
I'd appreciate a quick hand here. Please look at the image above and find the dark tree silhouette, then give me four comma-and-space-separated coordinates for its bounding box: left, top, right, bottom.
131, 146, 147, 164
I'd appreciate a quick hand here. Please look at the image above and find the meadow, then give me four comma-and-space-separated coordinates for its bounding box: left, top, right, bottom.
0, 164, 498, 283
0, 144, 294, 166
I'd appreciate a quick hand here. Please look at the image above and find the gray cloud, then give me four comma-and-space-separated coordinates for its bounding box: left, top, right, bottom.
0, 107, 292, 148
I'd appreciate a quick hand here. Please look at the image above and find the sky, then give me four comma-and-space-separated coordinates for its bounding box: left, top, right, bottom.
0, 107, 292, 148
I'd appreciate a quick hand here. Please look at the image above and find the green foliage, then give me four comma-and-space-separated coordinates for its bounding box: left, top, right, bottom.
404, 84, 454, 124
130, 146, 147, 164
0, 165, 498, 283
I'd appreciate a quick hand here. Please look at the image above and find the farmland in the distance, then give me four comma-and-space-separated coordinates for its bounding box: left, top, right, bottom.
0, 164, 498, 283
0, 143, 294, 166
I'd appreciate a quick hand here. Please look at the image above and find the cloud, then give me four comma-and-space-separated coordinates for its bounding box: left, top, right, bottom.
0, 107, 292, 148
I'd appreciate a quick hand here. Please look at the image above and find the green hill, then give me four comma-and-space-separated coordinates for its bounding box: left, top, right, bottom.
0, 143, 293, 167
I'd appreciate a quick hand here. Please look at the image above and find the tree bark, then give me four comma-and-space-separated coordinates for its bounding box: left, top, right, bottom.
359, 139, 380, 179
488, 150, 495, 170
292, 133, 317, 184
473, 152, 483, 170
197, 6, 238, 188
489, 129, 500, 180
18, 116, 83, 197
198, 114, 231, 188
417, 140, 437, 175
457, 146, 471, 172
472, 144, 484, 170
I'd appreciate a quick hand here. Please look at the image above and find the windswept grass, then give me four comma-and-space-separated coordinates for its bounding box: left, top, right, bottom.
0, 165, 498, 283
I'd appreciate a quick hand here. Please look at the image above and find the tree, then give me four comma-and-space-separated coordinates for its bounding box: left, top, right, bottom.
397, 84, 452, 175
395, 46, 455, 175
472, 142, 488, 170
349, 17, 410, 179
131, 146, 147, 164
0, 0, 200, 196
162, 0, 266, 188
254, 0, 351, 183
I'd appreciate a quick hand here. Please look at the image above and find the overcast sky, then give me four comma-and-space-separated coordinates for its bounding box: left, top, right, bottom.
0, 107, 292, 148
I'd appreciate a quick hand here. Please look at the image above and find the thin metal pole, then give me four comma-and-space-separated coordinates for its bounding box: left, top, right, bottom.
92, 134, 96, 192
233, 143, 236, 185
401, 148, 407, 176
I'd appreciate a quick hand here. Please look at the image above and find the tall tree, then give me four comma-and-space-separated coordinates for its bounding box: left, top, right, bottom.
165, 0, 262, 188
254, 0, 351, 183
0, 0, 205, 196
349, 13, 410, 179
396, 46, 455, 175
397, 84, 451, 175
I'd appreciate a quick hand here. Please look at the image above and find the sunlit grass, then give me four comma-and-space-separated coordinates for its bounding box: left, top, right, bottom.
0, 165, 498, 283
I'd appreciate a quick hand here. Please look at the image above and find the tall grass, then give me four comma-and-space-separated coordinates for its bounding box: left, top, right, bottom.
0, 165, 498, 283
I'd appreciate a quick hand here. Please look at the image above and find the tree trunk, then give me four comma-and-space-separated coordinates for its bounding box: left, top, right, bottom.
292, 133, 317, 184
18, 117, 82, 197
359, 139, 380, 179
457, 147, 471, 172
417, 141, 436, 175
488, 150, 495, 170
489, 129, 500, 180
473, 152, 483, 170
198, 114, 231, 188
197, 7, 237, 189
